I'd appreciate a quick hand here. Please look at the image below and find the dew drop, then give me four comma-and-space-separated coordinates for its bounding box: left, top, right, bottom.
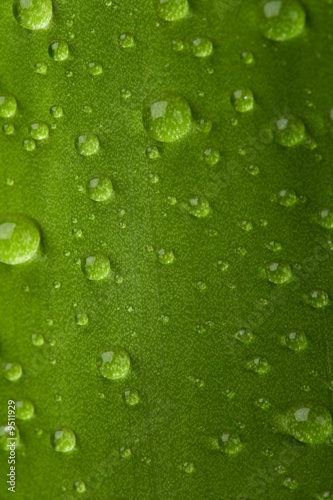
81, 253, 110, 281
305, 289, 329, 309
75, 132, 99, 156
231, 88, 254, 113
74, 481, 86, 494
191, 37, 213, 58
196, 118, 212, 134
51, 427, 76, 452
146, 145, 160, 160
87, 176, 113, 202
13, 0, 53, 30
157, 248, 175, 264
123, 388, 140, 406
266, 261, 292, 284
266, 240, 282, 252
87, 61, 103, 76
143, 92, 191, 143
29, 121, 49, 140
75, 313, 88, 326
241, 51, 254, 64
203, 148, 220, 165
183, 197, 210, 218
0, 94, 17, 118
16, 400, 35, 420
50, 105, 63, 118
98, 347, 130, 380
156, 0, 189, 21
247, 356, 270, 374
31, 333, 44, 346
283, 331, 307, 352
0, 425, 20, 450
273, 115, 306, 147
234, 328, 255, 345
23, 138, 36, 152
0, 214, 40, 265
49, 40, 69, 62
219, 431, 242, 455
3, 123, 15, 135
281, 403, 333, 444
34, 62, 48, 74
277, 189, 297, 207
260, 0, 306, 42
118, 33, 135, 48
318, 208, 333, 229
3, 361, 22, 381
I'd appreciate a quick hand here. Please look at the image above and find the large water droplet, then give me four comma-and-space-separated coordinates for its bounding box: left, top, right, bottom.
87, 176, 113, 202
0, 94, 17, 118
260, 0, 306, 42
0, 214, 40, 265
266, 261, 292, 284
13, 0, 53, 30
16, 400, 35, 420
98, 347, 130, 380
273, 115, 306, 147
156, 0, 189, 21
75, 132, 99, 156
49, 40, 69, 61
143, 92, 191, 143
81, 253, 110, 281
281, 403, 332, 444
51, 427, 76, 452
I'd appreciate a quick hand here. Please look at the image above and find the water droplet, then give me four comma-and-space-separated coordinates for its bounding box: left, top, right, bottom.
29, 121, 49, 140
241, 51, 254, 64
266, 240, 282, 252
255, 397, 271, 410
247, 356, 270, 374
50, 105, 63, 118
196, 118, 212, 134
75, 313, 88, 326
74, 481, 86, 493
277, 189, 297, 207
203, 148, 220, 165
87, 176, 113, 202
143, 92, 192, 143
180, 462, 195, 473
98, 347, 130, 380
283, 331, 307, 352
318, 208, 333, 229
87, 61, 103, 75
34, 62, 48, 74
157, 248, 175, 264
51, 427, 76, 452
219, 431, 242, 455
183, 197, 210, 218
217, 260, 229, 272
23, 138, 36, 151
81, 253, 110, 281
247, 164, 260, 175
0, 94, 17, 118
123, 389, 140, 406
234, 328, 255, 344
283, 477, 298, 490
3, 361, 22, 381
16, 400, 35, 420
156, 0, 189, 21
266, 261, 292, 284
0, 425, 20, 450
146, 145, 160, 160
273, 115, 306, 147
231, 88, 254, 113
118, 33, 135, 48
172, 39, 184, 51
191, 37, 213, 58
49, 40, 69, 62
281, 403, 332, 444
3, 123, 15, 135
260, 0, 306, 42
75, 132, 99, 156
305, 289, 329, 309
241, 220, 253, 232
31, 333, 44, 346
0, 214, 40, 265
13, 0, 53, 30
149, 173, 159, 184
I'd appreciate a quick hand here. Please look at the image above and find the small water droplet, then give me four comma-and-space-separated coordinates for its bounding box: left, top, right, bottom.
234, 328, 255, 345
87, 176, 113, 202
203, 148, 220, 165
318, 208, 333, 229
16, 400, 35, 420
156, 0, 189, 21
119, 33, 135, 48
283, 331, 307, 352
82, 253, 111, 281
266, 261, 292, 284
305, 289, 330, 309
123, 389, 140, 406
3, 123, 15, 135
31, 333, 44, 346
74, 481, 86, 493
29, 122, 49, 140
50, 105, 63, 118
277, 189, 297, 207
191, 37, 213, 58
183, 197, 210, 218
75, 132, 99, 156
13, 0, 53, 30
241, 51, 254, 64
219, 431, 242, 455
231, 88, 254, 113
34, 62, 48, 74
23, 138, 36, 151
87, 61, 103, 75
0, 94, 17, 118
157, 248, 175, 264
247, 356, 270, 374
75, 313, 88, 326
196, 118, 212, 134
3, 361, 22, 381
0, 214, 40, 265
273, 115, 306, 147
